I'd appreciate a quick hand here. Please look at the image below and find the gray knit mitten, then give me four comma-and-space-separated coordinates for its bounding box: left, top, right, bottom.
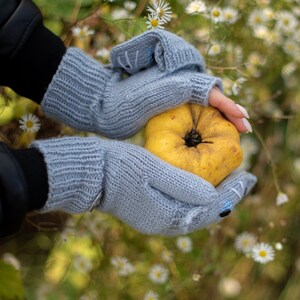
41, 32, 221, 139
31, 137, 256, 236
110, 29, 206, 74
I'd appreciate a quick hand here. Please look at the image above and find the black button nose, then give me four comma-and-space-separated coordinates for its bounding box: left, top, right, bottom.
220, 209, 231, 218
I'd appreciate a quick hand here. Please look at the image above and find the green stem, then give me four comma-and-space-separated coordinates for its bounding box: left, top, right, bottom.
253, 128, 281, 193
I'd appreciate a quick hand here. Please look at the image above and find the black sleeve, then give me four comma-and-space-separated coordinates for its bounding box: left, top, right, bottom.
0, 0, 66, 104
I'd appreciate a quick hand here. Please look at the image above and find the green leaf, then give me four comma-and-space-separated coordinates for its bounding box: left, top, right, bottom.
0, 261, 24, 300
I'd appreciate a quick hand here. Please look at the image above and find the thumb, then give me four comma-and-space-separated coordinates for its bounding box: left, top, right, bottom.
110, 30, 205, 74
147, 156, 218, 205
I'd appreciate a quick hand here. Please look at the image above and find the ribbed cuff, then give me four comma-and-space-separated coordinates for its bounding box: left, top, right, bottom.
41, 48, 113, 132
31, 137, 105, 214
190, 73, 223, 106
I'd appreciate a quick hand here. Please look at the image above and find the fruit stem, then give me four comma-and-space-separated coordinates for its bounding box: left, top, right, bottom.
184, 128, 202, 147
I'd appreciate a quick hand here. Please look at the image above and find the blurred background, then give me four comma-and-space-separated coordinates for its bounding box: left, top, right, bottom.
0, 0, 300, 299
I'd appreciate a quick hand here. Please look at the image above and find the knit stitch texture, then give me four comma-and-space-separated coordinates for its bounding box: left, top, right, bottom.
31, 137, 256, 236
41, 47, 222, 139
110, 29, 206, 74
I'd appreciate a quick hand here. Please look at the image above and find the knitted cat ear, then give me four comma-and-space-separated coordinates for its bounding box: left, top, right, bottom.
110, 29, 206, 74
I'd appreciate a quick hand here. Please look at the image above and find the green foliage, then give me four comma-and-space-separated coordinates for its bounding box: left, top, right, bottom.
0, 261, 24, 300
1, 0, 300, 299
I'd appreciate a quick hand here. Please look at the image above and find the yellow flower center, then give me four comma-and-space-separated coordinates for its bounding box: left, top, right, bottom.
254, 16, 262, 23
242, 240, 249, 246
212, 10, 220, 17
151, 19, 159, 27
159, 9, 165, 18
26, 120, 33, 128
259, 250, 267, 257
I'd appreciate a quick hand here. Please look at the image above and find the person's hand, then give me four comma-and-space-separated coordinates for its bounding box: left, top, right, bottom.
32, 137, 256, 236
208, 88, 252, 133
42, 47, 222, 139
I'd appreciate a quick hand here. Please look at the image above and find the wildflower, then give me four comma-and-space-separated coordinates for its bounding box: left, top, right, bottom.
253, 25, 269, 39
146, 13, 165, 29
124, 1, 137, 11
251, 242, 275, 264
161, 250, 173, 263
222, 7, 239, 24
218, 277, 241, 298
96, 48, 110, 61
276, 11, 298, 33
176, 236, 193, 253
149, 264, 169, 284
235, 232, 257, 254
232, 77, 247, 96
276, 192, 289, 206
210, 7, 223, 23
185, 1, 206, 15
147, 0, 172, 23
73, 255, 93, 272
2, 253, 21, 270
275, 242, 283, 251
241, 136, 259, 156
71, 25, 94, 38
262, 7, 275, 20
144, 290, 159, 300
19, 113, 41, 133
112, 8, 129, 20
282, 40, 299, 57
192, 274, 201, 281
111, 256, 135, 276
208, 43, 222, 56
248, 10, 267, 28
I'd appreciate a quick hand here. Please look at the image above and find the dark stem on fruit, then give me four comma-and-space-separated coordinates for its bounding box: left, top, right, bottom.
184, 128, 202, 147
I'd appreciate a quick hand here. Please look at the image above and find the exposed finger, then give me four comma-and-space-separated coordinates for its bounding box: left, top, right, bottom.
226, 115, 253, 133
209, 88, 249, 119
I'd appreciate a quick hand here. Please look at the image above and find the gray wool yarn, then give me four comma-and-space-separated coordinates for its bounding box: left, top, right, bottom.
41, 31, 222, 139
31, 136, 256, 236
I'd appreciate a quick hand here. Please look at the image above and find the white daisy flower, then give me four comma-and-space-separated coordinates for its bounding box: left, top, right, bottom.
19, 113, 41, 133
248, 10, 267, 28
208, 43, 222, 56
147, 0, 172, 23
283, 40, 300, 57
161, 250, 173, 263
185, 1, 207, 15
210, 7, 223, 23
71, 25, 95, 38
73, 255, 93, 272
252, 25, 269, 39
262, 7, 275, 20
235, 232, 257, 254
251, 243, 275, 264
124, 1, 137, 11
275, 242, 283, 251
276, 11, 298, 33
232, 77, 247, 96
176, 236, 193, 253
241, 136, 259, 156
111, 256, 135, 276
96, 48, 110, 60
149, 264, 169, 284
144, 290, 159, 300
111, 8, 129, 20
146, 13, 165, 29
223, 7, 239, 24
276, 192, 289, 206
